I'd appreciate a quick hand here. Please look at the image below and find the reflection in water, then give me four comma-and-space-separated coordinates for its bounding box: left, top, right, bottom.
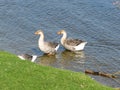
36, 54, 57, 66
36, 50, 86, 71
60, 50, 86, 65
61, 50, 85, 58
113, 0, 120, 9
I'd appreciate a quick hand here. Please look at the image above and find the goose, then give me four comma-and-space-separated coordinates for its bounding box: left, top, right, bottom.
18, 54, 37, 62
35, 30, 59, 55
57, 30, 87, 51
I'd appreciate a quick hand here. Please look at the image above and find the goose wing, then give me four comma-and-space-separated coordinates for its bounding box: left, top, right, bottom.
45, 42, 59, 48
65, 39, 84, 46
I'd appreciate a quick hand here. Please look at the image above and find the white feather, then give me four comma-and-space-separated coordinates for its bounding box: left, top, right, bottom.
31, 55, 37, 62
55, 44, 60, 51
74, 42, 87, 50
17, 55, 25, 60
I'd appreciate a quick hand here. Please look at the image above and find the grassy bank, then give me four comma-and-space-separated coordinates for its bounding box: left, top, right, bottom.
0, 51, 113, 90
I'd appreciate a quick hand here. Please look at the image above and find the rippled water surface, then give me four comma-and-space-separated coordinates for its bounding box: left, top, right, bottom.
0, 0, 120, 87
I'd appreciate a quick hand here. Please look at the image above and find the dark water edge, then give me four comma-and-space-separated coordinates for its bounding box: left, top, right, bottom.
0, 0, 120, 87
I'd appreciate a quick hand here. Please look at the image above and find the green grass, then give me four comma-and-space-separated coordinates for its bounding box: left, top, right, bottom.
0, 51, 114, 90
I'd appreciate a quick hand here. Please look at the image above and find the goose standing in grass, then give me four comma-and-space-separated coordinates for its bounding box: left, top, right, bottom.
18, 54, 37, 62
57, 30, 87, 51
35, 30, 59, 55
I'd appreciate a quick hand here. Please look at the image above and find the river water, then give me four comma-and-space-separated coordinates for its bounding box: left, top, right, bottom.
0, 0, 120, 87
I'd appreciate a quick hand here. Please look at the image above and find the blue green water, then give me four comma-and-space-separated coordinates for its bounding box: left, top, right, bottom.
0, 0, 120, 87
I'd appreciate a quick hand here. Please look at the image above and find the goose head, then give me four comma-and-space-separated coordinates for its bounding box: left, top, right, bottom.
57, 30, 67, 45
57, 30, 66, 35
35, 30, 43, 35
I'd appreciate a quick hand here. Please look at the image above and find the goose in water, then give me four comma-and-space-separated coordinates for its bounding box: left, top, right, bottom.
57, 30, 87, 51
35, 30, 59, 55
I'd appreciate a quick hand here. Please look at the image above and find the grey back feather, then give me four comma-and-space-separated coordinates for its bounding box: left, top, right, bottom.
65, 39, 84, 46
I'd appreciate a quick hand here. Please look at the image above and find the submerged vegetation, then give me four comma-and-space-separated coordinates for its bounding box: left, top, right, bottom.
0, 51, 113, 90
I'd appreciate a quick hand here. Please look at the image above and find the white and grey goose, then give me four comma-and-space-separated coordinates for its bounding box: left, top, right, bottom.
35, 30, 59, 55
17, 54, 37, 62
57, 30, 87, 51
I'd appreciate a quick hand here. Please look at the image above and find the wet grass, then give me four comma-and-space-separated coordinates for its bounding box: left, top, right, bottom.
0, 51, 114, 90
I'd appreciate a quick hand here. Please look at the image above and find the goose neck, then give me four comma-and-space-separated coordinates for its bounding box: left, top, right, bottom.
39, 33, 44, 43
61, 32, 67, 44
